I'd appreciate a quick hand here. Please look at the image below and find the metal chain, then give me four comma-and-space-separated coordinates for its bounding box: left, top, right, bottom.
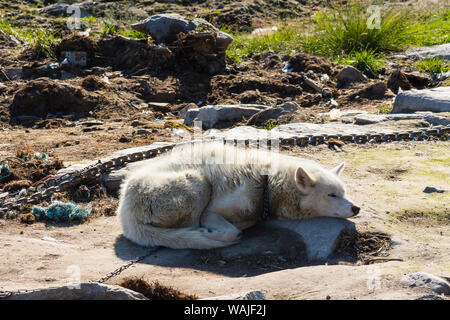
0, 125, 448, 215
95, 246, 161, 284
0, 246, 161, 299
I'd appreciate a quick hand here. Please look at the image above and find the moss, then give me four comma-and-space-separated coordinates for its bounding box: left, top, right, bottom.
392, 208, 450, 223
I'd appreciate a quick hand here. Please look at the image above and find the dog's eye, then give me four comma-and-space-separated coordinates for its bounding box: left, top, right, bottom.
328, 194, 337, 198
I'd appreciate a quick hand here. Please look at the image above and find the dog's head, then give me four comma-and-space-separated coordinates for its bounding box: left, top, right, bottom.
294, 162, 360, 219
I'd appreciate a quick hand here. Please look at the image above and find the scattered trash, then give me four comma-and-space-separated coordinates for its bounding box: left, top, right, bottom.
423, 186, 446, 194
32, 201, 92, 221
0, 164, 11, 182
282, 62, 293, 73
61, 51, 87, 66
74, 185, 91, 202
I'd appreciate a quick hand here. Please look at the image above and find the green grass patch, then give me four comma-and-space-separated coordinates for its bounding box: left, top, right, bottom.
0, 19, 57, 59
406, 9, 450, 46
393, 208, 450, 223
345, 48, 384, 77
301, 1, 412, 58
416, 57, 449, 79
226, 2, 449, 64
376, 103, 393, 114
226, 26, 299, 63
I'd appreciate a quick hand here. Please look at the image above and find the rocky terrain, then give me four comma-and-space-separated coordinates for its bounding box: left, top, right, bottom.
0, 0, 449, 300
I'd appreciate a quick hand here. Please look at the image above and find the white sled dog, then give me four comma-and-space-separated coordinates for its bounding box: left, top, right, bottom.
117, 141, 360, 249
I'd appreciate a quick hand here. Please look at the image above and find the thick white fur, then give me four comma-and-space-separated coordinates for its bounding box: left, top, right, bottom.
117, 142, 357, 249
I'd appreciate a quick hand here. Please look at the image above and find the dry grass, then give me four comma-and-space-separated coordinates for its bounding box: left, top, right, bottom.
117, 278, 198, 300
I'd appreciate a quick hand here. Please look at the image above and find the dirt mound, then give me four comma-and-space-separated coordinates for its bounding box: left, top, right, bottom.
9, 78, 133, 122
172, 27, 226, 74
0, 158, 64, 191
387, 70, 413, 94
56, 34, 98, 67
288, 53, 335, 75
10, 78, 100, 119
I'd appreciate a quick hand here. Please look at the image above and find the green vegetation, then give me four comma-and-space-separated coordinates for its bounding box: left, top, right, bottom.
393, 208, 450, 223
416, 57, 449, 79
376, 104, 393, 114
0, 19, 57, 59
345, 48, 383, 78
226, 1, 449, 67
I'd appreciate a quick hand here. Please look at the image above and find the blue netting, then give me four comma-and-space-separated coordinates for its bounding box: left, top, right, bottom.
32, 201, 92, 221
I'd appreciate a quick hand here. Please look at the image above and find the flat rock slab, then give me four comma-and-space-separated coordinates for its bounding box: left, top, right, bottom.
185, 104, 268, 129
55, 142, 174, 182
393, 87, 450, 113
404, 43, 450, 60
204, 123, 397, 142
354, 112, 450, 126
266, 218, 355, 261
401, 272, 450, 295
202, 291, 265, 300
4, 282, 148, 300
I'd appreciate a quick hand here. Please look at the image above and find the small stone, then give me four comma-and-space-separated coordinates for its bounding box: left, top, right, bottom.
136, 129, 151, 135
337, 66, 367, 87
423, 186, 446, 194
401, 272, 450, 295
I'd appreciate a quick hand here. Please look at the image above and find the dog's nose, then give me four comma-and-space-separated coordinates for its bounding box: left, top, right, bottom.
351, 206, 360, 216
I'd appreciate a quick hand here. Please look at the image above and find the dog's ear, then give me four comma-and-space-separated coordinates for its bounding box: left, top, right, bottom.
295, 167, 316, 192
332, 162, 345, 176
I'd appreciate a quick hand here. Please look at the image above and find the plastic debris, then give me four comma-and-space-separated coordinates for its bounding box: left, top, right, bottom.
32, 201, 92, 221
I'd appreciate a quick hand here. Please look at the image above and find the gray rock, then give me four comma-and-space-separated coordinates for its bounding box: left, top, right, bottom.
184, 104, 268, 129
401, 272, 450, 295
131, 14, 233, 50
136, 129, 151, 135
5, 282, 148, 300
39, 1, 93, 18
266, 218, 355, 261
337, 66, 367, 87
353, 112, 450, 126
404, 43, 450, 60
247, 107, 289, 126
423, 186, 446, 194
393, 87, 450, 113
203, 291, 265, 300
100, 167, 129, 192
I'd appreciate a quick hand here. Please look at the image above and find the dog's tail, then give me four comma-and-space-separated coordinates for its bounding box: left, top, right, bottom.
121, 217, 235, 249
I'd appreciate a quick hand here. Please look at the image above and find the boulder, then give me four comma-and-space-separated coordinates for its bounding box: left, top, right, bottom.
247, 107, 289, 126
401, 272, 450, 295
131, 14, 233, 51
39, 1, 93, 18
392, 87, 450, 113
4, 282, 148, 300
336, 66, 367, 87
184, 104, 268, 129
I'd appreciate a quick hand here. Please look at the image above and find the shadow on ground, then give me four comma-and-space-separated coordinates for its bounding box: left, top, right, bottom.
113, 222, 360, 277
